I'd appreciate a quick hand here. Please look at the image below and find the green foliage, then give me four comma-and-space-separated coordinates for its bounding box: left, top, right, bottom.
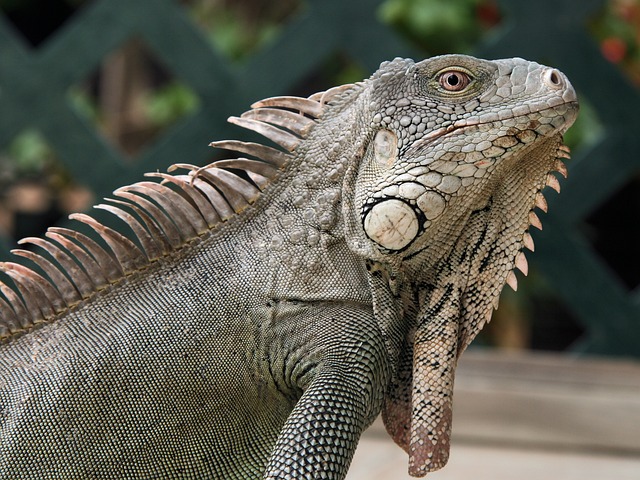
562, 97, 603, 151
6, 130, 54, 175
0, 130, 69, 190
68, 87, 99, 124
379, 0, 499, 54
186, 0, 301, 61
204, 10, 280, 61
591, 0, 640, 85
144, 82, 200, 129
334, 62, 368, 87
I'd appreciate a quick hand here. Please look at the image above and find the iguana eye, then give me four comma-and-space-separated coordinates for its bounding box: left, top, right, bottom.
438, 70, 471, 92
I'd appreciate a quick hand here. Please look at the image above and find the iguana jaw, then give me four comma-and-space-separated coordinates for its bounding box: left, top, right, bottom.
410, 100, 579, 151
360, 99, 577, 260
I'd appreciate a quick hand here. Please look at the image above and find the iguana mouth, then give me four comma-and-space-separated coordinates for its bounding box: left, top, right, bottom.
410, 100, 579, 149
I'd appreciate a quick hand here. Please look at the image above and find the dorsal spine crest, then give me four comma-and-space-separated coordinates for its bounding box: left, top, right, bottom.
0, 86, 355, 342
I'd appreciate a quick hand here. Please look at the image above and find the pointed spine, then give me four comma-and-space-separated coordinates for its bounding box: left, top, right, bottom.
211, 159, 276, 190
506, 271, 518, 291
5, 268, 58, 321
69, 213, 146, 273
112, 191, 182, 250
106, 199, 172, 256
45, 231, 108, 290
522, 232, 535, 252
0, 282, 29, 328
192, 167, 261, 211
251, 96, 323, 118
535, 192, 548, 212
1, 261, 66, 313
95, 203, 163, 261
0, 292, 20, 339
529, 212, 543, 230
554, 159, 568, 178
18, 237, 94, 298
515, 251, 529, 276
135, 182, 208, 235
49, 227, 123, 282
546, 173, 561, 193
227, 116, 301, 152
207, 141, 290, 168
116, 183, 200, 239
241, 108, 316, 137
10, 249, 82, 306
309, 83, 356, 104
145, 173, 222, 229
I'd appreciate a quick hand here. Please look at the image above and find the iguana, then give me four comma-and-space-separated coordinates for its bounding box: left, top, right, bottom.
0, 54, 577, 479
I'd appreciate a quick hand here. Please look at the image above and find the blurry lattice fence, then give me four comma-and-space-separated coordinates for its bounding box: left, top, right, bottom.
0, 0, 639, 356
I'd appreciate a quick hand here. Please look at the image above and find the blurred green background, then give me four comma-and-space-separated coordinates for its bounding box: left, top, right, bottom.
0, 0, 639, 357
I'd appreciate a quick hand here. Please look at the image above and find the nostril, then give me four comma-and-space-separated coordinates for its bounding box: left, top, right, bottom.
544, 68, 563, 88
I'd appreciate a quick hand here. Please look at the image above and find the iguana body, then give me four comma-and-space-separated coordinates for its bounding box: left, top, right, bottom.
0, 55, 577, 478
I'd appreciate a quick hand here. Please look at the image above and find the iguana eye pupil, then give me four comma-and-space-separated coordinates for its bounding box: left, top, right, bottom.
439, 71, 470, 91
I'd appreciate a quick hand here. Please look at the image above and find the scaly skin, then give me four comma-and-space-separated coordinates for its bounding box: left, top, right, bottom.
0, 55, 577, 478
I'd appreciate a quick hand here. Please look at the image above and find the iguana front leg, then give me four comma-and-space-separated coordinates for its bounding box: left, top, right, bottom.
264, 370, 370, 479
263, 303, 390, 480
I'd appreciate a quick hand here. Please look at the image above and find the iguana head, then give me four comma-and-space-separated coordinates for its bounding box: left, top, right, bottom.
351, 54, 577, 257
344, 55, 578, 476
